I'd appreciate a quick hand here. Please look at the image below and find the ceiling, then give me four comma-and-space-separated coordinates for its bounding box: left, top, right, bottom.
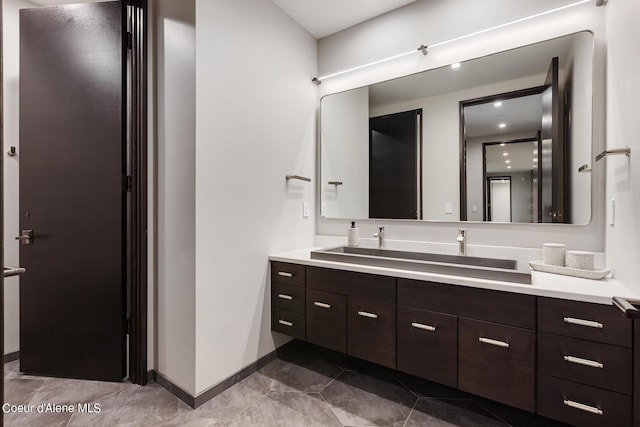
271, 0, 417, 39
29, 0, 416, 39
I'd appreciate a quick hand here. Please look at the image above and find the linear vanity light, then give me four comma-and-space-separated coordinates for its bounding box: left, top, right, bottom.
311, 0, 594, 85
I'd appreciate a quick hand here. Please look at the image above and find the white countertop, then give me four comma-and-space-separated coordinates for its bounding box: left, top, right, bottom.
269, 247, 640, 305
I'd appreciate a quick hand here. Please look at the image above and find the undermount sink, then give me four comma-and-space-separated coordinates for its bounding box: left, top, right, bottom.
310, 246, 531, 284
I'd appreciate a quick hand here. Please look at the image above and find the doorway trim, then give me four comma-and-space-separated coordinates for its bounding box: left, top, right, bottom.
124, 0, 148, 386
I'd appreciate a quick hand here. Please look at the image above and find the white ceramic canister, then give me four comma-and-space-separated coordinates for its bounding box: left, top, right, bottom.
566, 250, 595, 270
543, 243, 566, 266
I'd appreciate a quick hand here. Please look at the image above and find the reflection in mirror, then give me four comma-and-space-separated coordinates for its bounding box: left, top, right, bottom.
320, 31, 593, 224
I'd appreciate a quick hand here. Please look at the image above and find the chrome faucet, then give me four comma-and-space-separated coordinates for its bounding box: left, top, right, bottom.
374, 227, 385, 249
457, 229, 467, 255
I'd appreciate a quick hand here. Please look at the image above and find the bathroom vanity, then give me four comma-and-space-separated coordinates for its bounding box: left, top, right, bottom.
269, 249, 638, 427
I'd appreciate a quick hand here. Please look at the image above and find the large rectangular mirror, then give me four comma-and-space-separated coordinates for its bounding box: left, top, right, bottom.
320, 31, 593, 224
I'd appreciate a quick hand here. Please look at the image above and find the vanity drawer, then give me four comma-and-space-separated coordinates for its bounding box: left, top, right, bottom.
537, 374, 632, 427
347, 297, 396, 368
307, 266, 396, 304
458, 318, 535, 412
272, 307, 305, 340
538, 332, 632, 395
272, 282, 305, 313
538, 298, 632, 347
306, 289, 346, 353
397, 279, 535, 329
271, 262, 305, 287
397, 306, 457, 387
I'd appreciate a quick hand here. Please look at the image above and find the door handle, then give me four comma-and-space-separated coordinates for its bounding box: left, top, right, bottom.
15, 229, 34, 245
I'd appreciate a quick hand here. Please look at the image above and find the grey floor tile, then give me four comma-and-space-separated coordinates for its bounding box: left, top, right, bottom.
4, 377, 47, 407
27, 376, 131, 408
219, 391, 342, 427
388, 371, 469, 399
4, 409, 73, 427
169, 373, 271, 424
67, 383, 180, 427
258, 356, 341, 393
405, 398, 507, 427
321, 370, 416, 427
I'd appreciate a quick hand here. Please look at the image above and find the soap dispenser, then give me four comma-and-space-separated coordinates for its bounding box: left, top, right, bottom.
347, 221, 359, 247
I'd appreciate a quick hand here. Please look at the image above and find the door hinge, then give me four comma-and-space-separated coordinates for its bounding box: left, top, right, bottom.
123, 175, 133, 192
127, 32, 133, 50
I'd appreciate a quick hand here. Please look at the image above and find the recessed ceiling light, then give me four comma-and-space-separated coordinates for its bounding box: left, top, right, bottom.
507, 166, 512, 169
500, 143, 506, 147
499, 123, 507, 129
502, 152, 508, 156
451, 63, 461, 69
494, 102, 503, 107
505, 160, 511, 164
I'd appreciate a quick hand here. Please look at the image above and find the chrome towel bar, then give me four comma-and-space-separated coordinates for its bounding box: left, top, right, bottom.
285, 175, 311, 182
595, 146, 630, 161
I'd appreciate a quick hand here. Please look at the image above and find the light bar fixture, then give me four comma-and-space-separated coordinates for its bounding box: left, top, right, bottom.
312, 0, 594, 85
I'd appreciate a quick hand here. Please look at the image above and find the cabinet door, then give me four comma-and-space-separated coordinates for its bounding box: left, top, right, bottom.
538, 374, 631, 427
306, 289, 346, 353
347, 297, 396, 368
397, 306, 457, 387
458, 318, 535, 412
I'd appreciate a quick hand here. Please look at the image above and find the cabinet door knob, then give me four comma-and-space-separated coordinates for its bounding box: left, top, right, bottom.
357, 311, 378, 319
563, 399, 603, 415
411, 322, 436, 332
314, 302, 331, 309
478, 337, 510, 348
563, 355, 604, 369
563, 317, 603, 329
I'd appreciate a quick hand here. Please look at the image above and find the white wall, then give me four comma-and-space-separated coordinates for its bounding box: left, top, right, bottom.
194, 0, 316, 395
2, 0, 37, 356
604, 0, 640, 287
316, 0, 606, 252
154, 0, 196, 394
320, 87, 369, 219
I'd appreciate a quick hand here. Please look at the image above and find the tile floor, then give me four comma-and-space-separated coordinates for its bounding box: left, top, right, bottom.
3, 342, 569, 426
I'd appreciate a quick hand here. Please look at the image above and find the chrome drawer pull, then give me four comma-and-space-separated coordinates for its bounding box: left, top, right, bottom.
314, 302, 331, 309
358, 311, 378, 319
278, 320, 294, 327
563, 317, 604, 329
563, 399, 603, 415
277, 272, 294, 278
479, 337, 510, 348
411, 322, 436, 332
564, 355, 604, 369
278, 294, 293, 300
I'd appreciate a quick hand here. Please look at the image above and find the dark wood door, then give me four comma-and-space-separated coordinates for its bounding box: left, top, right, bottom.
540, 57, 564, 223
369, 110, 420, 219
19, 2, 126, 382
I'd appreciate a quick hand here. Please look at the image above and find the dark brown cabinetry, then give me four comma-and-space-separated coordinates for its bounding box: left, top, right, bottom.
271, 262, 306, 339
397, 306, 457, 387
270, 261, 636, 426
537, 298, 633, 427
347, 296, 396, 368
306, 289, 346, 353
458, 318, 535, 412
